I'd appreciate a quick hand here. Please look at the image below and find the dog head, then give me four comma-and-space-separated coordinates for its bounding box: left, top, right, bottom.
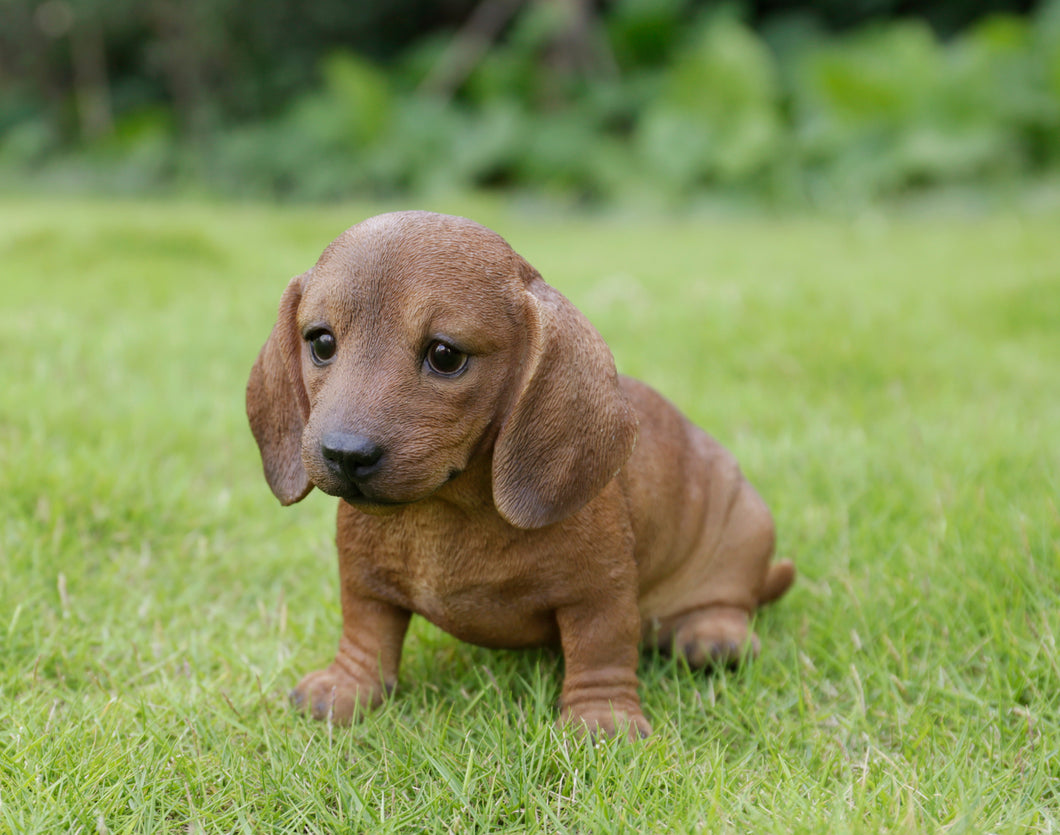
246, 211, 637, 529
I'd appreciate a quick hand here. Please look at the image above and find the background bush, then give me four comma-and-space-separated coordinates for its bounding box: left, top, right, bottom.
1, 0, 1059, 203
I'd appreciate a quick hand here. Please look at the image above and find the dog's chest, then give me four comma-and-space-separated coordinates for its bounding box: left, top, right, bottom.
340, 506, 560, 648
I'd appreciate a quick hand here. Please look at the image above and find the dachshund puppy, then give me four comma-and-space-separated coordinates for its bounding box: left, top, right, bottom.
247, 211, 793, 738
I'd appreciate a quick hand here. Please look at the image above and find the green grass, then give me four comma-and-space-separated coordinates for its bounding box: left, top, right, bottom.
1, 196, 1058, 833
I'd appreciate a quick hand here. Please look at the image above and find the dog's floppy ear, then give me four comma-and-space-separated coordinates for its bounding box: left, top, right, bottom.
246, 273, 313, 505
493, 267, 638, 529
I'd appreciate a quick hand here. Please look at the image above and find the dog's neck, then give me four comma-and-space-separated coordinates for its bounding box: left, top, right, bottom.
430, 451, 498, 518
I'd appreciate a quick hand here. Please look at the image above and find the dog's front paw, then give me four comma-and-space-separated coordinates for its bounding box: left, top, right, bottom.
290, 665, 388, 724
557, 703, 653, 741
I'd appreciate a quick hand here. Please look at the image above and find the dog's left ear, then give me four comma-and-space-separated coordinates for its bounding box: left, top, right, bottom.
246, 273, 313, 505
493, 266, 638, 529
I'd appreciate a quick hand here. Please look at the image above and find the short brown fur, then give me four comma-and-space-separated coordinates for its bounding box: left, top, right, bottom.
247, 211, 794, 738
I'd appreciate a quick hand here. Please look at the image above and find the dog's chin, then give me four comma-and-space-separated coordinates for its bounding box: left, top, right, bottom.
314, 477, 444, 513
341, 495, 411, 516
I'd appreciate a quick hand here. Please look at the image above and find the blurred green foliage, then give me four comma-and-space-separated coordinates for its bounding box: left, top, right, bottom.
1, 0, 1059, 203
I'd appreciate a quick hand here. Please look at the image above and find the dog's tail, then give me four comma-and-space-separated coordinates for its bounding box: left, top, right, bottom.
758, 559, 796, 606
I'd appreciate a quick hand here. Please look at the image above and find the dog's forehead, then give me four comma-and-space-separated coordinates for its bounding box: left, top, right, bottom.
328, 210, 515, 275
313, 212, 522, 295
300, 212, 527, 344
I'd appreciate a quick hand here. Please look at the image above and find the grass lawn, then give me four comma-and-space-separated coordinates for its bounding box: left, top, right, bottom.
1, 196, 1058, 833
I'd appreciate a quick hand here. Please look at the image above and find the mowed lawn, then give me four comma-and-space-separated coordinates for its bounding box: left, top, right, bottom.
1, 197, 1058, 833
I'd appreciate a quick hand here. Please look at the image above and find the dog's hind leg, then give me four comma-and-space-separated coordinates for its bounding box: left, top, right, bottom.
652, 479, 792, 669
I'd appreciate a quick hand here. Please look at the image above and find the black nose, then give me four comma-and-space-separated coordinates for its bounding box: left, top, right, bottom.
321, 432, 385, 482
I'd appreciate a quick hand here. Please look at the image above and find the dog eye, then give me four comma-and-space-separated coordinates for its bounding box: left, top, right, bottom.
425, 340, 468, 376
306, 329, 337, 365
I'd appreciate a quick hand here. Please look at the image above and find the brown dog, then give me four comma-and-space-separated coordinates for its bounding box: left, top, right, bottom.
247, 211, 793, 738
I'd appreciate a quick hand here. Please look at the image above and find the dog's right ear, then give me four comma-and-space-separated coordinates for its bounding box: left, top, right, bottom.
246, 273, 313, 505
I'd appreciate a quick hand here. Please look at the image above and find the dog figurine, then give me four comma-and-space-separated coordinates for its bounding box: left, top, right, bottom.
247, 211, 794, 738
